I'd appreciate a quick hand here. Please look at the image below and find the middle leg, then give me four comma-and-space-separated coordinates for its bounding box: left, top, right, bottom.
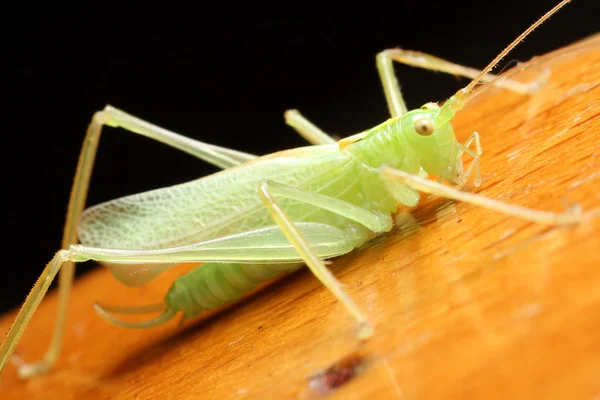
258, 180, 394, 338
381, 166, 582, 225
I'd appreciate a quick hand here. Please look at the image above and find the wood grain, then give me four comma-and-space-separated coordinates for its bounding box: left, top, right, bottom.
1, 34, 599, 400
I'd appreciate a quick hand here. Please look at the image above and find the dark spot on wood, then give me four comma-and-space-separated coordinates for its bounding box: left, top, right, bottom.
258, 325, 263, 330
307, 352, 365, 395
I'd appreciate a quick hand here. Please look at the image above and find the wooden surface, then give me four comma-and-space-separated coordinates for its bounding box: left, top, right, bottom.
1, 34, 600, 400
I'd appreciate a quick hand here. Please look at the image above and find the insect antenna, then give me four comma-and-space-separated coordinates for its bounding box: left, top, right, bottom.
449, 0, 571, 112
462, 61, 551, 105
465, 30, 600, 105
93, 302, 177, 329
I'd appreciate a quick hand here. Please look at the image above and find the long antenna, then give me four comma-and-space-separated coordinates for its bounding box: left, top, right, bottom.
454, 0, 571, 107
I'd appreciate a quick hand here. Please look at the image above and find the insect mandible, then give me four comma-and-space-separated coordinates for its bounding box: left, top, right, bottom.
0, 0, 582, 379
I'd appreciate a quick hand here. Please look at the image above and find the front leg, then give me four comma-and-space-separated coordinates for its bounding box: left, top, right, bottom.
456, 131, 483, 187
376, 49, 549, 118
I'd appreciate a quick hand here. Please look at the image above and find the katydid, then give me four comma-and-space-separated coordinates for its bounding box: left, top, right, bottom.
0, 0, 580, 379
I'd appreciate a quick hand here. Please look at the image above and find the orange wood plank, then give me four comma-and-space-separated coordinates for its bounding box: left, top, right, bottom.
1, 33, 599, 400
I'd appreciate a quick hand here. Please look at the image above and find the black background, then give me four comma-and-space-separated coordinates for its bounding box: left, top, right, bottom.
2, 1, 598, 313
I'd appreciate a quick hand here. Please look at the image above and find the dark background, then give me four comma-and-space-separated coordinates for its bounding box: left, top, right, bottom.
2, 1, 598, 313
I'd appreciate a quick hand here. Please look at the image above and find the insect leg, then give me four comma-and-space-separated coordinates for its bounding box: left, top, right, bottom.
456, 131, 483, 187
98, 105, 258, 169
381, 167, 582, 225
378, 49, 549, 97
0, 251, 70, 377
58, 223, 360, 324
376, 49, 409, 117
376, 49, 551, 118
1, 106, 257, 379
2, 221, 358, 377
258, 181, 393, 339
284, 109, 337, 145
260, 181, 393, 233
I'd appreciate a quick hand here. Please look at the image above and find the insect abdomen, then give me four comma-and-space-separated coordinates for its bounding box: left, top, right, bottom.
165, 262, 302, 317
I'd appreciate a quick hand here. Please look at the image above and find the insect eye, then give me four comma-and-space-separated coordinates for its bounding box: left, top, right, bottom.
414, 118, 435, 136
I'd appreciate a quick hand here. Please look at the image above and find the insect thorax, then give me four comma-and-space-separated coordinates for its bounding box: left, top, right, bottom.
345, 118, 422, 180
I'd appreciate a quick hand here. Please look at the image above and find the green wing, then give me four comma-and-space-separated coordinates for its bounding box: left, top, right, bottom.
78, 144, 360, 251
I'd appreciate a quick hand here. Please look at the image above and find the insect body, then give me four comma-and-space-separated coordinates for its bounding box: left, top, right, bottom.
85, 101, 462, 328
0, 0, 579, 379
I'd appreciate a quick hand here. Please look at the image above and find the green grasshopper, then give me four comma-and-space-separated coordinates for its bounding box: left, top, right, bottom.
0, 0, 579, 379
